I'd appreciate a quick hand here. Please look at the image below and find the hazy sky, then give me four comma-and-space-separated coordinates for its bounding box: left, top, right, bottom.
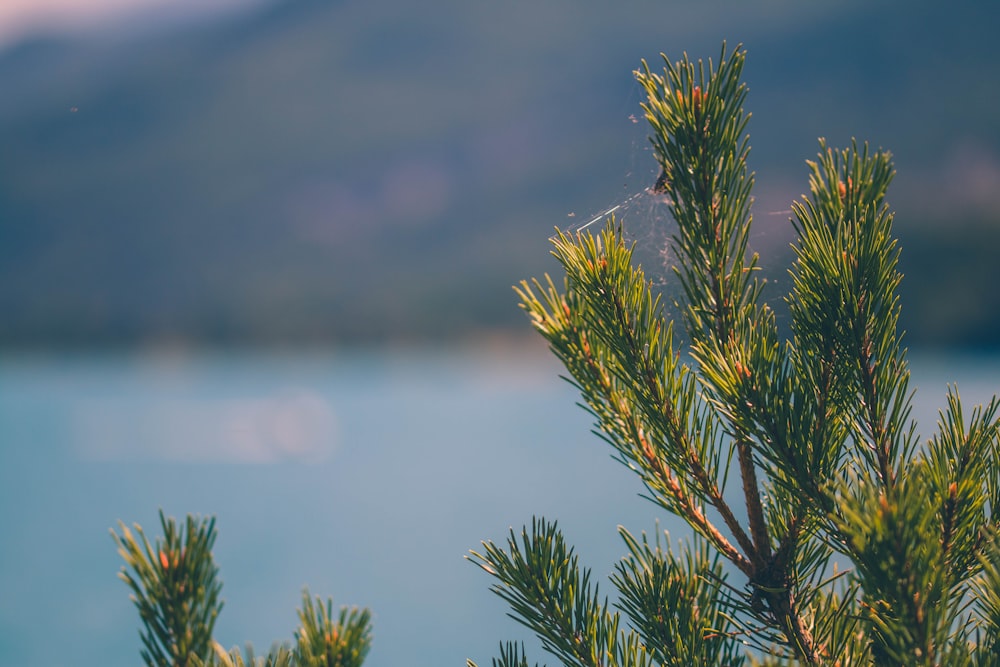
0, 0, 262, 46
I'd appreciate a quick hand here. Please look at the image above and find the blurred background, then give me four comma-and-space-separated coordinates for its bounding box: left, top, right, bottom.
1, 0, 998, 665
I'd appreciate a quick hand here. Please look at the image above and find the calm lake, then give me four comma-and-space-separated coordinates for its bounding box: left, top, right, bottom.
1, 346, 998, 666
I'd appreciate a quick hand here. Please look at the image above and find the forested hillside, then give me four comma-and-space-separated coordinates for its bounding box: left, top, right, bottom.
1, 0, 997, 348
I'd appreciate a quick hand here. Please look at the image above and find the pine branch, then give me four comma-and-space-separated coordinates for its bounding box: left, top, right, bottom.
190, 643, 295, 667
925, 389, 1000, 586
467, 642, 546, 667
973, 530, 1000, 664
516, 228, 753, 574
639, 43, 828, 662
637, 43, 780, 578
112, 510, 223, 667
789, 140, 912, 492
295, 590, 373, 667
478, 40, 1000, 666
114, 514, 373, 667
468, 518, 650, 667
611, 528, 744, 666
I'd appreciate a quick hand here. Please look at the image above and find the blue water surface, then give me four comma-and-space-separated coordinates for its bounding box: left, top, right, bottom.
0, 347, 997, 666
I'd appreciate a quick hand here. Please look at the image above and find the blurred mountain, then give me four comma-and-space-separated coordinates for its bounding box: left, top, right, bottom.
1, 0, 998, 349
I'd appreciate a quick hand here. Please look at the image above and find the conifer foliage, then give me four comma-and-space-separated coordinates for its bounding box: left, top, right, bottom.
113, 511, 372, 667
469, 43, 1000, 666
113, 512, 223, 667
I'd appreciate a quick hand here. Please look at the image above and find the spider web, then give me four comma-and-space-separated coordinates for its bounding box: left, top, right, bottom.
559, 104, 685, 309
557, 91, 796, 332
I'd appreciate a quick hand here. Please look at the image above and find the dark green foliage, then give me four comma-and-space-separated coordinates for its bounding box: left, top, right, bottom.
471, 642, 545, 667
470, 518, 652, 667
113, 511, 223, 667
612, 529, 743, 666
190, 643, 296, 667
114, 512, 372, 667
470, 43, 1000, 666
974, 531, 1000, 664
295, 591, 373, 667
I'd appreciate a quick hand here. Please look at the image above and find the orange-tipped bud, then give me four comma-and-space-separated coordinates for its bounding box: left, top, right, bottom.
692, 85, 702, 112
159, 550, 170, 569
638, 428, 656, 463
879, 494, 890, 514
838, 180, 847, 200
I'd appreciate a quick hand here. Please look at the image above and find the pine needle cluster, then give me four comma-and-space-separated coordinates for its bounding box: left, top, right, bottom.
112, 511, 372, 667
469, 43, 1000, 666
